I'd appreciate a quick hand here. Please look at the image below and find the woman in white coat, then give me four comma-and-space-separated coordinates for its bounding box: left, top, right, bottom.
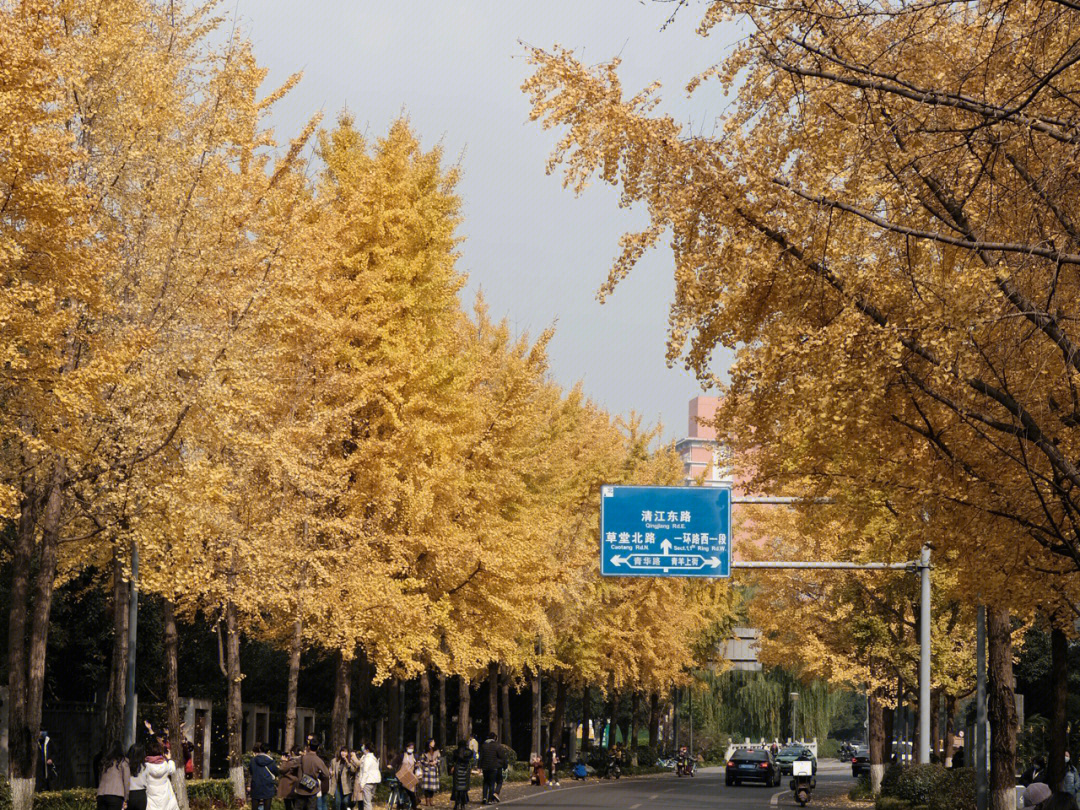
143, 738, 180, 810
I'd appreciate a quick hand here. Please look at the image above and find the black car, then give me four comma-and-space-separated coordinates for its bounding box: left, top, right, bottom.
851, 746, 870, 778
725, 748, 782, 787
776, 746, 818, 775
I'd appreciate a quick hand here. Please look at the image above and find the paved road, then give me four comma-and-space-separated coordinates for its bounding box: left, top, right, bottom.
495, 762, 853, 809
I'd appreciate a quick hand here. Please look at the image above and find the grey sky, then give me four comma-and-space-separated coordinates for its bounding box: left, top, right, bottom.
238, 1, 737, 440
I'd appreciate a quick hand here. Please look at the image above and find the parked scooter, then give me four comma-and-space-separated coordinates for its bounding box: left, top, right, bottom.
790, 758, 815, 806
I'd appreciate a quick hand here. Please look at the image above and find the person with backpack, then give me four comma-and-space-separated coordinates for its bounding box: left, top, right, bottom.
294, 739, 331, 810
249, 742, 279, 810
451, 742, 474, 810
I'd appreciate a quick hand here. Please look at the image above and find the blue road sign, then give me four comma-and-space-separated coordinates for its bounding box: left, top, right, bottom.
600, 485, 731, 577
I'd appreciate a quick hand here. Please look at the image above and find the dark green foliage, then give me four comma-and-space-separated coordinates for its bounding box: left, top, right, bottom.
29, 789, 94, 810
187, 779, 236, 810
879, 764, 974, 810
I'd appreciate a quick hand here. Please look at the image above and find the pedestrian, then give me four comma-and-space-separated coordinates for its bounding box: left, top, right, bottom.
294, 738, 331, 810
96, 742, 129, 810
278, 748, 300, 810
1024, 757, 1048, 787
143, 737, 180, 810
419, 739, 441, 807
390, 742, 419, 809
38, 730, 57, 791
249, 742, 279, 810
355, 743, 381, 810
329, 747, 358, 810
529, 754, 546, 786
128, 745, 148, 810
951, 745, 965, 768
1065, 752, 1079, 798
545, 745, 559, 788
493, 740, 508, 802
451, 742, 474, 810
479, 732, 501, 805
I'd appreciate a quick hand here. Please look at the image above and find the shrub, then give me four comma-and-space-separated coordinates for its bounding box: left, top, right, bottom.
0, 777, 12, 810
880, 763, 953, 807
187, 778, 236, 810
875, 797, 913, 810
632, 746, 659, 767
927, 768, 975, 810
818, 738, 842, 759
32, 789, 94, 810
849, 775, 874, 801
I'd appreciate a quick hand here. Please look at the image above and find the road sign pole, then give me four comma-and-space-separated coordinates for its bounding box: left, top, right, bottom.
918, 545, 931, 765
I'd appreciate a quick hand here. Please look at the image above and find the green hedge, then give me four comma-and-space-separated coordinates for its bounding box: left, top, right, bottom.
31, 779, 235, 810
878, 764, 974, 810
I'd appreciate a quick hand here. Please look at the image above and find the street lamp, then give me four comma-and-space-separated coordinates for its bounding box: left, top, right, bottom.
789, 692, 800, 744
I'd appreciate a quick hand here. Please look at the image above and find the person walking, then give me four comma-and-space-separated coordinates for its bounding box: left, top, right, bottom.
545, 745, 559, 789
355, 743, 381, 810
128, 745, 148, 810
143, 738, 180, 810
249, 743, 279, 810
451, 742, 474, 810
329, 748, 358, 810
419, 739, 441, 807
479, 733, 502, 805
294, 739, 331, 810
97, 743, 130, 810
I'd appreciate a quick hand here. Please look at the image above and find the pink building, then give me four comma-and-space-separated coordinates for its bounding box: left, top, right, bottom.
674, 396, 732, 487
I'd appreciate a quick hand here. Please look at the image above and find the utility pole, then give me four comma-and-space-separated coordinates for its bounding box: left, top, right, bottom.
122, 543, 139, 748
918, 545, 931, 764
790, 692, 799, 743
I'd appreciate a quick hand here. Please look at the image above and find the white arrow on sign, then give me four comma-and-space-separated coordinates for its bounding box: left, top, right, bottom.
706, 556, 722, 568
610, 555, 628, 566
660, 538, 673, 554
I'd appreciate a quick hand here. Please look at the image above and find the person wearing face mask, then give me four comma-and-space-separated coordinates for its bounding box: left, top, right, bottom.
1064, 751, 1079, 798
390, 743, 419, 809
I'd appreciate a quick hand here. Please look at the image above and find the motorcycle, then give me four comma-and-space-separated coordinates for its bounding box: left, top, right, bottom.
790, 760, 815, 806
675, 756, 695, 777
603, 758, 622, 780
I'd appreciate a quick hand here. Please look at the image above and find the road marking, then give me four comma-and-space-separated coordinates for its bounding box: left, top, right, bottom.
770, 788, 787, 806
630, 804, 642, 809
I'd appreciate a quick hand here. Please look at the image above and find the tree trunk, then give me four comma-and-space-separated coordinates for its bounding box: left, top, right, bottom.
630, 692, 640, 751
224, 601, 244, 801
648, 692, 660, 750
438, 673, 448, 750
10, 473, 63, 810
987, 608, 1017, 810
500, 668, 512, 747
284, 616, 303, 753
418, 671, 432, 748
389, 678, 401, 753
581, 686, 591, 750
488, 663, 499, 737
882, 704, 894, 764
457, 676, 471, 742
869, 691, 886, 794
530, 668, 541, 759
1050, 625, 1068, 791
330, 651, 353, 753
607, 692, 619, 748
943, 694, 957, 765
551, 679, 568, 754
103, 551, 130, 748
164, 600, 189, 810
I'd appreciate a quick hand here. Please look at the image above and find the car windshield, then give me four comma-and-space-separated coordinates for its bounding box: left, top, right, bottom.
778, 747, 803, 756
734, 750, 768, 761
